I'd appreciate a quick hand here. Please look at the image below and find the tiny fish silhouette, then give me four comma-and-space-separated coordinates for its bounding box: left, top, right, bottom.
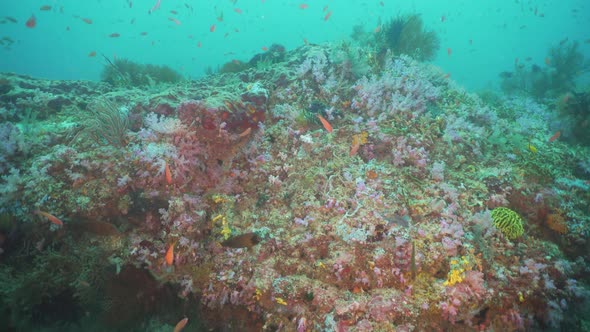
221, 232, 261, 248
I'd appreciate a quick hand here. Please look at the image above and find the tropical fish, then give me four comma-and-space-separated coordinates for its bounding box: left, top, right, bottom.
174, 318, 189, 332
238, 127, 251, 138
317, 115, 333, 133
528, 141, 537, 154
165, 161, 172, 184
221, 232, 261, 248
261, 46, 268, 51
210, 24, 216, 32
165, 243, 175, 265
548, 131, 561, 142
324, 10, 332, 21
149, 0, 161, 14
68, 220, 120, 236
25, 15, 36, 28
34, 210, 63, 226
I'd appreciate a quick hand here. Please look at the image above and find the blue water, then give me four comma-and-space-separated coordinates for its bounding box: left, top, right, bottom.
1, 0, 589, 90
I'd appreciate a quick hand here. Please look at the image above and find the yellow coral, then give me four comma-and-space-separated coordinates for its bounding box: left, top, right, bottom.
443, 256, 472, 286
491, 207, 524, 240
352, 131, 368, 146
443, 268, 464, 286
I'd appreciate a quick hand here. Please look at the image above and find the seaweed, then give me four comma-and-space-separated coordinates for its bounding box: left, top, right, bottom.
100, 58, 183, 87
548, 41, 587, 92
375, 14, 440, 62
500, 41, 589, 99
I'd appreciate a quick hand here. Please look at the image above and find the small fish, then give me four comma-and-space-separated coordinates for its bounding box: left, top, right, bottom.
323, 5, 329, 12
261, 46, 268, 51
468, 39, 473, 45
81, 18, 93, 24
544, 57, 551, 66
40, 5, 52, 11
168, 17, 181, 25
170, 10, 178, 15
525, 57, 532, 61
559, 37, 568, 45
379, 1, 384, 6
548, 131, 561, 142
373, 25, 381, 33
165, 161, 172, 184
234, 8, 242, 14
5, 16, 17, 23
165, 243, 175, 265
25, 15, 36, 28
562, 94, 570, 103
34, 210, 64, 226
317, 115, 333, 133
149, 0, 161, 14
238, 127, 251, 138
514, 57, 519, 65
109, 33, 120, 38
440, 15, 446, 22
140, 31, 148, 36
210, 24, 216, 32
447, 47, 452, 56
217, 12, 224, 22
197, 41, 202, 47
299, 4, 309, 9
174, 318, 189, 332
324, 10, 332, 21
88, 51, 96, 57
350, 141, 360, 157
221, 232, 261, 248
528, 141, 537, 154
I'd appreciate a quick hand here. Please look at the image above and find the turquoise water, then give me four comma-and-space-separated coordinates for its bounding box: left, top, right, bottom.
2, 0, 589, 90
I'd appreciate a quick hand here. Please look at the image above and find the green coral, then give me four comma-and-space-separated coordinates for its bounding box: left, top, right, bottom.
491, 207, 524, 240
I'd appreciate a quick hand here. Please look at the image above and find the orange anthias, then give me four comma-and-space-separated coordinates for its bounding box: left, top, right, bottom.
165, 161, 172, 185
173, 317, 189, 332
317, 115, 333, 133
165, 243, 175, 265
34, 210, 63, 226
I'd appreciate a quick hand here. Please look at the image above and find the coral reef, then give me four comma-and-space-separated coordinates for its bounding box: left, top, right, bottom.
0, 40, 589, 331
